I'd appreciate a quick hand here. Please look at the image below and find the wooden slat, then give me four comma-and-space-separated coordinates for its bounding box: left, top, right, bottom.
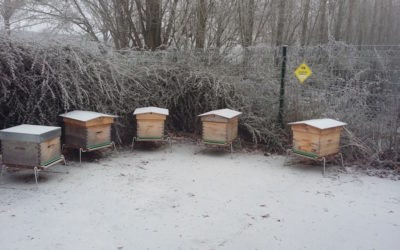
291, 124, 321, 134
226, 117, 238, 142
2, 140, 40, 166
87, 124, 111, 147
40, 137, 61, 165
318, 131, 341, 156
292, 124, 343, 157
201, 115, 228, 123
319, 131, 341, 144
202, 121, 227, 142
63, 117, 114, 127
63, 118, 86, 127
136, 114, 166, 121
137, 120, 164, 138
292, 130, 320, 154
320, 127, 342, 135
64, 124, 87, 148
319, 143, 340, 156
86, 117, 114, 127
226, 120, 233, 142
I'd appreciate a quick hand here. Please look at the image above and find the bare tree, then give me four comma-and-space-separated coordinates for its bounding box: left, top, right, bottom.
345, 0, 356, 43
17, 0, 400, 49
275, 0, 286, 46
238, 0, 254, 48
334, 0, 345, 41
300, 0, 310, 46
318, 0, 328, 44
195, 0, 207, 49
0, 0, 26, 35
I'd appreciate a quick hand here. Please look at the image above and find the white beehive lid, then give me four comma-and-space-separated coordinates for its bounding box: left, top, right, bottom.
0, 124, 61, 143
288, 118, 347, 130
198, 108, 242, 119
59, 110, 117, 122
134, 107, 169, 116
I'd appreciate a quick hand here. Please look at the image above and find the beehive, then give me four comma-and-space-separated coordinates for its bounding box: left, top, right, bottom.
288, 118, 347, 158
133, 107, 169, 140
0, 125, 62, 168
59, 110, 117, 150
198, 109, 242, 145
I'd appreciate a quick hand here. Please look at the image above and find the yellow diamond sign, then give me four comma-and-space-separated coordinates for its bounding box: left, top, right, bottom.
295, 62, 312, 84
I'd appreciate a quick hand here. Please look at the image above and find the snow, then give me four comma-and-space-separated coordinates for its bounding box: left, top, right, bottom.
288, 118, 347, 130
0, 124, 60, 135
0, 143, 399, 250
0, 124, 61, 143
199, 108, 242, 119
133, 107, 169, 116
59, 110, 117, 122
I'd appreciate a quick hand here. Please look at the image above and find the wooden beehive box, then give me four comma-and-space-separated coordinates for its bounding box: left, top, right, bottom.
0, 125, 62, 167
198, 109, 242, 144
59, 110, 117, 150
133, 107, 169, 140
288, 118, 347, 158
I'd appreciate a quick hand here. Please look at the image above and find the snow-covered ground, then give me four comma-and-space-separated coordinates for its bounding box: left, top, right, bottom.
1, 143, 399, 250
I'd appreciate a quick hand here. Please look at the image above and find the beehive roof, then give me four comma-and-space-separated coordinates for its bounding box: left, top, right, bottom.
0, 124, 61, 143
59, 110, 117, 122
288, 118, 347, 130
198, 108, 242, 119
133, 107, 169, 116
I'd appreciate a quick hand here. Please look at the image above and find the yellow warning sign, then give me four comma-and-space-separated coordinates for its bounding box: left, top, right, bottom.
294, 63, 312, 84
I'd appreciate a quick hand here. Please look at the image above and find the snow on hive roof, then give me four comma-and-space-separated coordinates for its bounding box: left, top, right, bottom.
288, 118, 347, 130
0, 124, 61, 143
0, 124, 60, 135
133, 107, 169, 116
59, 110, 117, 122
198, 108, 242, 119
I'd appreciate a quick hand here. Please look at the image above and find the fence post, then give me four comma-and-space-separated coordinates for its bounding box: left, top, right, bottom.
278, 45, 288, 129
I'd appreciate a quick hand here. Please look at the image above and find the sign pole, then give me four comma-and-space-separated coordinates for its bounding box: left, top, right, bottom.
278, 45, 287, 129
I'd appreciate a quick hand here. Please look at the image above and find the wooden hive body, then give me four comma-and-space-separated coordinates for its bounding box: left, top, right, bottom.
0, 125, 62, 168
201, 115, 239, 144
136, 113, 166, 139
63, 116, 114, 150
290, 122, 344, 158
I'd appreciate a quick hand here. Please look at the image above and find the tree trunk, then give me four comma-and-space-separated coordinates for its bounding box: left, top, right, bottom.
1, 0, 23, 36
238, 0, 254, 48
334, 0, 345, 41
245, 0, 255, 47
275, 0, 286, 46
144, 0, 162, 50
270, 0, 277, 46
195, 0, 207, 49
318, 0, 328, 44
345, 0, 356, 43
385, 0, 393, 44
357, 0, 367, 47
163, 0, 178, 45
369, 0, 378, 44
113, 0, 130, 49
301, 0, 310, 46
4, 16, 11, 36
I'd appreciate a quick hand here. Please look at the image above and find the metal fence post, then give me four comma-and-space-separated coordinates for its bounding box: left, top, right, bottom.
278, 45, 288, 128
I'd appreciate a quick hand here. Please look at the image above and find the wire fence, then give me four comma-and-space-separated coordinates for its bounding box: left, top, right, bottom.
0, 35, 398, 167
155, 44, 399, 165
285, 45, 399, 163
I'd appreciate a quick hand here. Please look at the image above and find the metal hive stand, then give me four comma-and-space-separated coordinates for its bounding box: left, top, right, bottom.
131, 136, 172, 152
200, 138, 241, 158
1, 155, 67, 187
286, 149, 344, 176
62, 142, 116, 167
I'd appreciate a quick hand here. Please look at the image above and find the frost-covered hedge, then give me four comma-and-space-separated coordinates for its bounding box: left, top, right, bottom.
0, 36, 284, 150
0, 36, 398, 170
